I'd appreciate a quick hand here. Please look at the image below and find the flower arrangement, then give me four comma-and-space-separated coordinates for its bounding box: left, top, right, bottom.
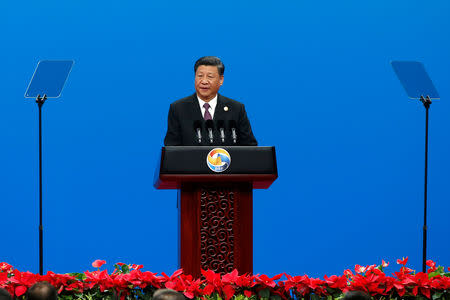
1, 258, 449, 300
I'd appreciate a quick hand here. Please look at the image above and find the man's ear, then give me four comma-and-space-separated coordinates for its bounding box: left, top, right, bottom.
219, 76, 224, 86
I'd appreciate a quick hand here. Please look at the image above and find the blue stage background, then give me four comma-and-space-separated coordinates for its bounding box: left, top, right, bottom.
2, 0, 450, 277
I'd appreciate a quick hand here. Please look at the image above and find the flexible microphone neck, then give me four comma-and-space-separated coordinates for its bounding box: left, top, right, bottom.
229, 120, 237, 144
193, 120, 202, 144
217, 120, 225, 143
205, 120, 214, 144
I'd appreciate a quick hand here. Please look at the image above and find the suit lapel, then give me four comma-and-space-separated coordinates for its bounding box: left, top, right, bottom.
191, 93, 204, 120
214, 94, 226, 120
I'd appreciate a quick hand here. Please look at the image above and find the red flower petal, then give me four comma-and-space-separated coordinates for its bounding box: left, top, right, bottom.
171, 269, 184, 278
396, 257, 408, 266
355, 265, 367, 274
131, 264, 144, 270
165, 281, 176, 290
412, 286, 418, 296
92, 260, 106, 268
223, 285, 235, 300
421, 288, 431, 299
15, 286, 27, 297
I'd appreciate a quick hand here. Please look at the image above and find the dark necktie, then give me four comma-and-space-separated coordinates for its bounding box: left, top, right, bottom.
203, 103, 212, 120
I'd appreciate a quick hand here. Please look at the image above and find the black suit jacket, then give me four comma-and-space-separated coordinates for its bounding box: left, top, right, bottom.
164, 94, 257, 146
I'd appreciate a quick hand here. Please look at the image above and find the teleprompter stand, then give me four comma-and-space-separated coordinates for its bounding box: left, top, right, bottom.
154, 146, 277, 277
25, 60, 74, 275
391, 61, 440, 273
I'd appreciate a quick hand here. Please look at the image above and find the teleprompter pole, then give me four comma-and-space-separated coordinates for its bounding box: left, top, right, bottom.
420, 95, 431, 273
36, 94, 47, 275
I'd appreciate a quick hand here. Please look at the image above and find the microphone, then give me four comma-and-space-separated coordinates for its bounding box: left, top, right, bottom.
216, 120, 225, 143
193, 120, 202, 144
229, 120, 237, 144
205, 119, 214, 144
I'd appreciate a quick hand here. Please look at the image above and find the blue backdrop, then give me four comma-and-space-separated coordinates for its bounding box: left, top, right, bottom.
2, 0, 450, 277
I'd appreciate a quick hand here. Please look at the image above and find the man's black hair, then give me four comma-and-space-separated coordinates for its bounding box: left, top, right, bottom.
153, 289, 186, 300
343, 291, 371, 300
194, 56, 225, 76
0, 288, 12, 300
26, 282, 57, 300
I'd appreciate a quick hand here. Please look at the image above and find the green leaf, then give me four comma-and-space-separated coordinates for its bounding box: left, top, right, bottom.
417, 296, 427, 300
258, 289, 270, 299
335, 294, 345, 300
68, 272, 87, 281
432, 292, 444, 300
429, 271, 440, 278
212, 293, 223, 300
122, 264, 130, 273
270, 295, 281, 300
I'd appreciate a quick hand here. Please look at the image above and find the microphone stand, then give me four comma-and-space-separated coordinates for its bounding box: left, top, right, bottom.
36, 94, 47, 275
420, 95, 431, 273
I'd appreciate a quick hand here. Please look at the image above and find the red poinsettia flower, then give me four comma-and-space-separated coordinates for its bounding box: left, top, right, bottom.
399, 266, 414, 274
244, 290, 253, 298
396, 257, 408, 266
366, 264, 377, 272
201, 269, 223, 295
354, 265, 367, 274
182, 277, 203, 299
235, 273, 255, 288
382, 260, 389, 268
8, 270, 39, 296
426, 260, 436, 272
140, 271, 164, 289
324, 274, 347, 289
222, 284, 236, 300
0, 262, 13, 272
15, 286, 27, 297
344, 269, 353, 277
222, 269, 239, 284
254, 273, 283, 288
0, 271, 9, 284
131, 264, 144, 270
84, 269, 112, 291
92, 259, 106, 268
1, 259, 450, 300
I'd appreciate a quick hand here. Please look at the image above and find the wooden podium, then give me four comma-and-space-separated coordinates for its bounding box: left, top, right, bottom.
154, 146, 277, 277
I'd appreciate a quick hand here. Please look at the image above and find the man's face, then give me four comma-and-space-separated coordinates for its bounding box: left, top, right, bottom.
195, 65, 224, 102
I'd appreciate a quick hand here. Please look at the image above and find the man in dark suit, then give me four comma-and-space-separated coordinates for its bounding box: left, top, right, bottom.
164, 56, 257, 146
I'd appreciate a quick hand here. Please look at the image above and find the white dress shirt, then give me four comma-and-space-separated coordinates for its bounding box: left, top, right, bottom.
197, 95, 218, 120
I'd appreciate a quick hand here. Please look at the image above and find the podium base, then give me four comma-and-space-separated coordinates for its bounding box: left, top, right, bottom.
178, 182, 253, 277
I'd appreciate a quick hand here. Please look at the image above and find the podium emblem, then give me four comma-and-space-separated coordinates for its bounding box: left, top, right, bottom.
206, 148, 231, 172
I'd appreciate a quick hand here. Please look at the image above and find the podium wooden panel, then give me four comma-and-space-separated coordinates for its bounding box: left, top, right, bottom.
155, 146, 277, 278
